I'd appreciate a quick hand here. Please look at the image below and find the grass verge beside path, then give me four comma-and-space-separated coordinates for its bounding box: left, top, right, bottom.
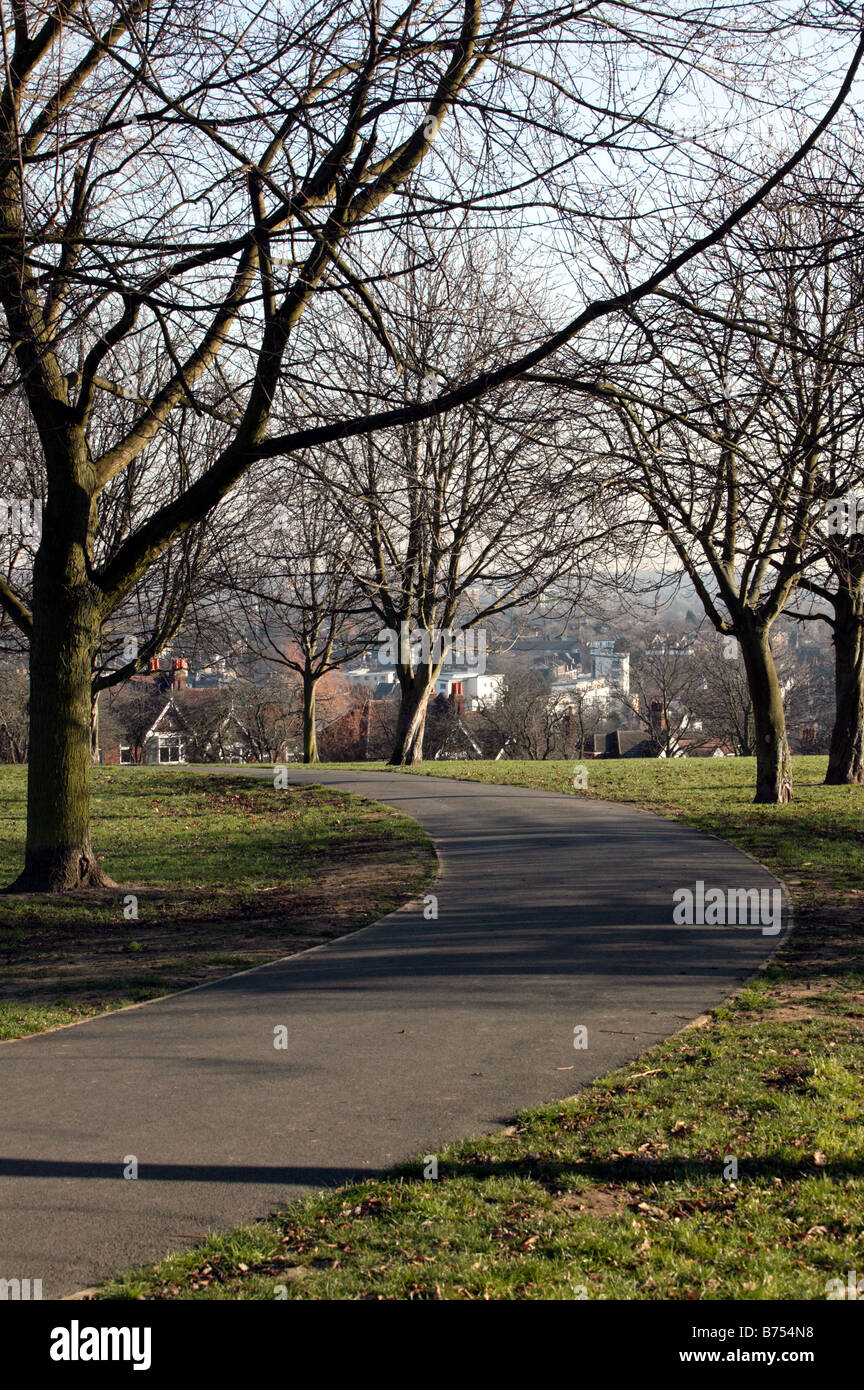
0, 767, 434, 1040
96, 755, 864, 1300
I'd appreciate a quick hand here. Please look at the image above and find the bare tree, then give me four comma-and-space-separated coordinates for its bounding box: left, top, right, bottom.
0, 0, 859, 883
778, 145, 864, 783
688, 628, 805, 754
208, 471, 373, 762
314, 233, 630, 763
557, 172, 864, 801
176, 677, 301, 763
474, 667, 565, 759
797, 522, 864, 781
563, 687, 608, 759
614, 637, 702, 757
690, 634, 758, 755
0, 667, 28, 761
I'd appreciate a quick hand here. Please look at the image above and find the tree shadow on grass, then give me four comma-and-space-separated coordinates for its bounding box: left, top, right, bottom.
7, 1153, 859, 1190
397, 1153, 864, 1186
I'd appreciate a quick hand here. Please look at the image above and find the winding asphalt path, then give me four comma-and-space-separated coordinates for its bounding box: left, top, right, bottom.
0, 768, 786, 1298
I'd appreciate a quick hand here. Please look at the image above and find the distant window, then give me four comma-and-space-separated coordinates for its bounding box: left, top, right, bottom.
119, 746, 133, 764
157, 736, 184, 763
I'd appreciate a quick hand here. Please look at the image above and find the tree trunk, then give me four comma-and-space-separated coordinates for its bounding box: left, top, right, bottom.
825, 573, 864, 785
9, 576, 114, 890
6, 456, 116, 893
389, 675, 433, 765
738, 619, 793, 804
302, 670, 319, 764
738, 711, 756, 758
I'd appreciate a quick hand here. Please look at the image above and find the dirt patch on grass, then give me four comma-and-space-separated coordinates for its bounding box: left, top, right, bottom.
0, 842, 434, 1011
767, 1004, 827, 1023
554, 1187, 630, 1218
753, 898, 864, 1023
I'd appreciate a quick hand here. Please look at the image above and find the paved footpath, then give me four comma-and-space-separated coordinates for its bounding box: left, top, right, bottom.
0, 768, 785, 1297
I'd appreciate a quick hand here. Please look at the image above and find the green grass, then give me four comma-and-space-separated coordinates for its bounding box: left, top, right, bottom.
94, 755, 864, 1301
98, 1024, 864, 1301
395, 755, 863, 898
0, 765, 428, 917
0, 767, 435, 1039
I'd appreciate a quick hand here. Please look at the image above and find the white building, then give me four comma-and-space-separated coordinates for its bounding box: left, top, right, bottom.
550, 676, 612, 710
588, 640, 630, 695
344, 667, 398, 690
345, 664, 503, 710
434, 670, 504, 710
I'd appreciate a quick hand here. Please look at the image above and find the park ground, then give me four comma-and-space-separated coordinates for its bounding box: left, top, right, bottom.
0, 767, 434, 1041
76, 755, 864, 1300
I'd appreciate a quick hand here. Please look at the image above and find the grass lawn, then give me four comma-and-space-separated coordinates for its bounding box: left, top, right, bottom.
0, 766, 434, 1040
94, 755, 864, 1301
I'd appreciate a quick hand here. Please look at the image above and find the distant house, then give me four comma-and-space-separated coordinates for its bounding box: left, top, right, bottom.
130, 656, 189, 694
186, 655, 238, 689
200, 710, 260, 763
111, 699, 286, 765
344, 666, 398, 692
588, 640, 630, 696
551, 676, 612, 708
603, 729, 658, 759
669, 737, 734, 759
599, 728, 734, 759
567, 730, 609, 759
127, 652, 236, 692
116, 699, 188, 765
648, 633, 696, 659
527, 649, 581, 681
432, 670, 504, 710
432, 718, 485, 759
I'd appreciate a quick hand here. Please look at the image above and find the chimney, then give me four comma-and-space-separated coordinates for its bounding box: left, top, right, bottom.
170, 657, 188, 690
148, 657, 159, 673
649, 699, 666, 740
449, 680, 465, 718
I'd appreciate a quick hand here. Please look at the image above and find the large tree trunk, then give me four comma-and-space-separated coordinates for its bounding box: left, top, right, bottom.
389, 674, 433, 765
10, 581, 113, 891
6, 470, 115, 892
738, 619, 793, 804
302, 669, 319, 764
825, 572, 864, 785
